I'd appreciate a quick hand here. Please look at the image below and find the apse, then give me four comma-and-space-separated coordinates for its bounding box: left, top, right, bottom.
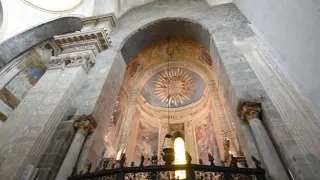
105, 36, 241, 166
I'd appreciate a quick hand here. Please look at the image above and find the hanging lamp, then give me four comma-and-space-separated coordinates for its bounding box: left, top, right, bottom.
161, 41, 175, 165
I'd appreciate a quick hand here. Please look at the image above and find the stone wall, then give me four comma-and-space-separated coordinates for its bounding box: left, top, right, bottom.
72, 0, 319, 179
234, 0, 320, 116
37, 120, 75, 180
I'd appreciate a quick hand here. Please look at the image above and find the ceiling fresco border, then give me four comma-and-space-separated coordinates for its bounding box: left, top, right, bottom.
127, 59, 216, 91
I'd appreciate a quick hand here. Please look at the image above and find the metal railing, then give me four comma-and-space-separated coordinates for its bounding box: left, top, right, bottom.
68, 155, 266, 180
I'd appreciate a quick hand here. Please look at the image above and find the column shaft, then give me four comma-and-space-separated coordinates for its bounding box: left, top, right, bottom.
249, 118, 289, 180
56, 114, 96, 180
55, 132, 86, 180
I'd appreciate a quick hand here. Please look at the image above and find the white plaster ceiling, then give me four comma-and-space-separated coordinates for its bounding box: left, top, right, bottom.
23, 0, 83, 12
0, 0, 233, 42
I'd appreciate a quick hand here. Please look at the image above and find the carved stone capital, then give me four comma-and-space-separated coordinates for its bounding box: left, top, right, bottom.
74, 114, 97, 135
238, 101, 261, 120
48, 50, 96, 72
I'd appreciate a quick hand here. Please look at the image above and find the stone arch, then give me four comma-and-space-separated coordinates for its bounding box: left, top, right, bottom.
118, 17, 212, 65
80, 3, 265, 171
0, 0, 7, 41
107, 17, 242, 165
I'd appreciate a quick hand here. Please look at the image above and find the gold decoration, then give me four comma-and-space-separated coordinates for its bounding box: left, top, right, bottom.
238, 102, 261, 120
74, 114, 97, 135
153, 68, 194, 106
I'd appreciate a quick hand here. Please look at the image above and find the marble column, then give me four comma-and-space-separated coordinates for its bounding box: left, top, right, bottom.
239, 102, 289, 180
117, 90, 138, 153
55, 115, 96, 180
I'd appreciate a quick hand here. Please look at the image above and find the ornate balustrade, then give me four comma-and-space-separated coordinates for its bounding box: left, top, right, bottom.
68, 156, 266, 180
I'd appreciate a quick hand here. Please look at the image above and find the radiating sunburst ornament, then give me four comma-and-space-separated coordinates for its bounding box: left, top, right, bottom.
153, 68, 194, 106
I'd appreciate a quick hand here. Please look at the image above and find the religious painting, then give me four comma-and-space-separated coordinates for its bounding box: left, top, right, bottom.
198, 46, 212, 67
195, 118, 212, 165
127, 55, 145, 77
0, 55, 46, 121
134, 121, 159, 164
126, 37, 213, 79
5, 56, 46, 100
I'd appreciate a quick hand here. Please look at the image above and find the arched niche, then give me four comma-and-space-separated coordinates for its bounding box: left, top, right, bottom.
119, 18, 212, 65
104, 18, 240, 165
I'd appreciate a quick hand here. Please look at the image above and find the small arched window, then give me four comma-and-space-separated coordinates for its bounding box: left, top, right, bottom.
174, 137, 186, 179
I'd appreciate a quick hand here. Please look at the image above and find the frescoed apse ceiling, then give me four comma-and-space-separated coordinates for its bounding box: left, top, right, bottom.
125, 37, 213, 110
141, 67, 206, 108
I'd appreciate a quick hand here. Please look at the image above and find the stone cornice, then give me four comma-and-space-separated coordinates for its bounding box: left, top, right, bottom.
82, 13, 117, 27
48, 50, 95, 72
53, 29, 111, 53
238, 101, 261, 121
74, 114, 97, 135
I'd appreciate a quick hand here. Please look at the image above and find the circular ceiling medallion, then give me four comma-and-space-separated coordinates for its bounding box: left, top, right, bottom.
154, 68, 193, 106
141, 67, 205, 108
23, 0, 83, 13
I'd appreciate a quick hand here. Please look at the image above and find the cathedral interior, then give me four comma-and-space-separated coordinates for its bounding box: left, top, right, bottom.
0, 0, 319, 180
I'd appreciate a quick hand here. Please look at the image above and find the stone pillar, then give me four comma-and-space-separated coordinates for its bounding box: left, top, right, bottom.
0, 51, 95, 180
117, 90, 138, 152
55, 115, 96, 180
239, 102, 289, 180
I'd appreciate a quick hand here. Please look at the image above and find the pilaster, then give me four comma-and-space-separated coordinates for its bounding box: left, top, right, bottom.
117, 90, 138, 152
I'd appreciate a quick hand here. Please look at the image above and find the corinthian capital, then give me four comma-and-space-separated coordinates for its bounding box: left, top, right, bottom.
74, 114, 97, 135
238, 101, 261, 120
48, 51, 96, 72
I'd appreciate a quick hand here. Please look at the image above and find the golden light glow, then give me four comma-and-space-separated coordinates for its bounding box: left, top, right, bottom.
153, 68, 194, 106
174, 137, 186, 179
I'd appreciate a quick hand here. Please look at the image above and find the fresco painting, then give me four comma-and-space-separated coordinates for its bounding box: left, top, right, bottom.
134, 121, 159, 165
0, 56, 46, 121
195, 118, 212, 165
4, 57, 46, 101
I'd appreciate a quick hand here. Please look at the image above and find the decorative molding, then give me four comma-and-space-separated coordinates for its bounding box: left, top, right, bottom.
238, 102, 261, 121
82, 13, 117, 27
48, 50, 95, 72
74, 114, 97, 135
53, 29, 111, 53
